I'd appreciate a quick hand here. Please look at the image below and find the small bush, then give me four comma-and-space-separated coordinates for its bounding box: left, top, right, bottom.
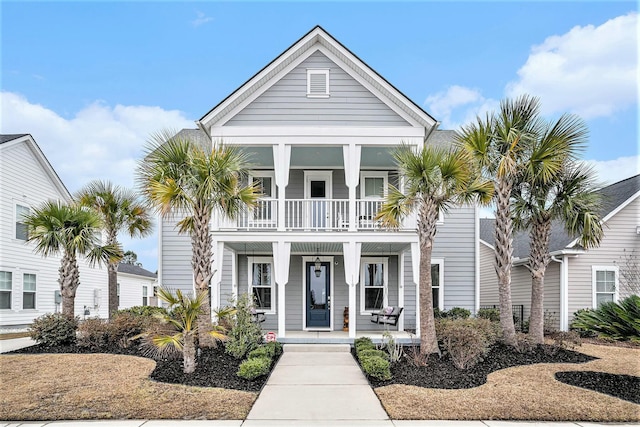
248, 346, 270, 359
109, 311, 148, 348
360, 355, 391, 380
264, 341, 283, 358
29, 313, 78, 347
443, 307, 471, 319
225, 293, 264, 359
437, 318, 499, 370
354, 337, 375, 353
571, 296, 640, 342
570, 309, 597, 337
378, 331, 403, 363
358, 349, 389, 361
515, 332, 538, 353
477, 308, 500, 322
237, 356, 271, 380
115, 306, 167, 318
77, 317, 110, 349
547, 331, 582, 355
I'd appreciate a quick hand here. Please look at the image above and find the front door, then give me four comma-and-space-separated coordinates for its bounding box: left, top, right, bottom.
306, 261, 331, 328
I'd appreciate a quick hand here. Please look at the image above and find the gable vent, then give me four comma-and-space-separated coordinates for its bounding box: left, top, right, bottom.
307, 69, 329, 98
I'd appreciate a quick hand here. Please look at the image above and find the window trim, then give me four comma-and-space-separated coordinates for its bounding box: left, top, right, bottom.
14, 203, 30, 241
0, 270, 13, 310
360, 257, 389, 315
249, 171, 276, 224
592, 265, 619, 308
360, 171, 388, 200
22, 272, 37, 310
247, 256, 276, 314
306, 69, 330, 98
431, 259, 445, 311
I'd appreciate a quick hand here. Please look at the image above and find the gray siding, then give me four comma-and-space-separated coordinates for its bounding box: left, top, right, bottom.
219, 248, 235, 307
404, 251, 416, 329
226, 51, 410, 127
479, 243, 498, 308
160, 215, 192, 292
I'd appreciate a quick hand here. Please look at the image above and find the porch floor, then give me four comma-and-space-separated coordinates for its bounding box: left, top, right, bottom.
278, 330, 415, 345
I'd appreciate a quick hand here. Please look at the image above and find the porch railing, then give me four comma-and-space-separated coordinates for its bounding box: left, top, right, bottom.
285, 199, 349, 230
235, 199, 278, 229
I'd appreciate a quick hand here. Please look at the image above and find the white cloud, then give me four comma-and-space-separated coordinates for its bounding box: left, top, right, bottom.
506, 12, 638, 119
425, 85, 499, 129
191, 11, 213, 27
0, 91, 195, 271
584, 155, 639, 187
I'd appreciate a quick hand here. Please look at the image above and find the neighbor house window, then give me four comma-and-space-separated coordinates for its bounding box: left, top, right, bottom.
360, 257, 388, 313
250, 172, 276, 222
248, 257, 275, 313
15, 205, 30, 240
592, 266, 618, 307
431, 260, 444, 311
307, 69, 329, 97
142, 286, 148, 306
23, 273, 36, 310
0, 271, 12, 309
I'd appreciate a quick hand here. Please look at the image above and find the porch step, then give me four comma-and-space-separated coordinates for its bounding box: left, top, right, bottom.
283, 344, 350, 353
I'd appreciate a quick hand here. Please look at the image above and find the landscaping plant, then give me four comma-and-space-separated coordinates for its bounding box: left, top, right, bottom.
225, 293, 264, 359
360, 355, 392, 380
29, 313, 78, 347
571, 295, 640, 342
477, 307, 500, 322
378, 330, 404, 362
237, 356, 271, 380
436, 317, 499, 370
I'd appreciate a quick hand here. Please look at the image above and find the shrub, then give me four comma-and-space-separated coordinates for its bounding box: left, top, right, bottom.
360, 355, 391, 380
477, 308, 500, 322
264, 341, 283, 358
570, 309, 597, 337
571, 296, 640, 342
248, 346, 270, 359
515, 332, 538, 353
225, 293, 264, 359
354, 337, 375, 353
237, 356, 271, 380
29, 313, 78, 347
358, 349, 389, 361
547, 330, 582, 354
443, 307, 471, 319
378, 330, 403, 363
77, 317, 110, 349
115, 306, 167, 318
437, 318, 499, 370
109, 311, 150, 348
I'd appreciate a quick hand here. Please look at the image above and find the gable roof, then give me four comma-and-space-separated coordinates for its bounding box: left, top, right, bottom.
118, 263, 157, 279
480, 174, 640, 258
0, 134, 71, 201
197, 25, 437, 131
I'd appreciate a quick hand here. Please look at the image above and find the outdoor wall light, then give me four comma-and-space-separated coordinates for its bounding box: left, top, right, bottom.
314, 256, 322, 277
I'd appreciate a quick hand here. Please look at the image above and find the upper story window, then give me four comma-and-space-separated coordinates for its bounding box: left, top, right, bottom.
250, 172, 276, 222
248, 257, 275, 313
592, 266, 618, 307
0, 271, 12, 309
23, 273, 36, 310
307, 69, 330, 98
15, 204, 30, 240
361, 172, 388, 200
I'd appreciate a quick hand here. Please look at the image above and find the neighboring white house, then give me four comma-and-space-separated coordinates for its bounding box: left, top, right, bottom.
159, 26, 482, 342
480, 174, 640, 331
117, 263, 158, 310
0, 134, 109, 329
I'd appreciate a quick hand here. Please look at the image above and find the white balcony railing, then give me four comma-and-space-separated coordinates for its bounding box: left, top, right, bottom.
235, 199, 278, 229
356, 199, 383, 230
285, 199, 349, 230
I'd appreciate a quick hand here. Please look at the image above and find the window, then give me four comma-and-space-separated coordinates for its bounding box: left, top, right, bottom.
0, 271, 12, 309
593, 266, 618, 307
360, 257, 388, 313
15, 205, 30, 240
307, 69, 329, 97
250, 172, 275, 222
23, 273, 36, 309
360, 172, 388, 199
142, 286, 148, 306
248, 257, 275, 313
431, 260, 444, 310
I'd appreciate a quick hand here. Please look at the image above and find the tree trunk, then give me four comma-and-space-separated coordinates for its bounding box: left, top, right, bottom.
192, 203, 214, 347
528, 218, 552, 344
59, 252, 80, 318
108, 262, 118, 319
417, 199, 440, 356
183, 333, 197, 374
494, 179, 517, 346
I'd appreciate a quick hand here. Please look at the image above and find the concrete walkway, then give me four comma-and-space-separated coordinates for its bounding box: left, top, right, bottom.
245, 344, 389, 425
0, 337, 34, 353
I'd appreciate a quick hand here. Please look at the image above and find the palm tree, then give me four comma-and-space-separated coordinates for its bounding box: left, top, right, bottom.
77, 180, 153, 318
23, 201, 121, 317
137, 130, 258, 347
513, 162, 603, 343
457, 94, 579, 346
376, 144, 493, 355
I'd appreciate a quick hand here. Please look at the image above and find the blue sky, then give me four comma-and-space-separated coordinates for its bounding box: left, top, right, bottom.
1, 1, 638, 272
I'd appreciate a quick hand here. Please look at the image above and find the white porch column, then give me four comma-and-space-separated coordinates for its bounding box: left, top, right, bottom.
398, 251, 405, 331
343, 241, 362, 339
273, 144, 291, 232
411, 242, 420, 337
273, 241, 291, 338
343, 144, 361, 231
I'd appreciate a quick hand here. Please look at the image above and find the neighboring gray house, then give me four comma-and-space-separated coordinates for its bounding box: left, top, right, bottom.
117, 263, 157, 310
159, 26, 482, 341
480, 174, 640, 331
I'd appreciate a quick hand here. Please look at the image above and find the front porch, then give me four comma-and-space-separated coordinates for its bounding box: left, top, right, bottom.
277, 330, 415, 345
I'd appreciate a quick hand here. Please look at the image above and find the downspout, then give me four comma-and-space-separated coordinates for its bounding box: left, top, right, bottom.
474, 204, 480, 314
551, 255, 569, 331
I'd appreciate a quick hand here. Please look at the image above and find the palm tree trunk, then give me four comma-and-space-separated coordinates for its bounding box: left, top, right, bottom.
529, 218, 551, 344
106, 230, 119, 319
192, 203, 214, 347
494, 180, 517, 346
183, 333, 197, 374
59, 252, 80, 318
417, 200, 440, 356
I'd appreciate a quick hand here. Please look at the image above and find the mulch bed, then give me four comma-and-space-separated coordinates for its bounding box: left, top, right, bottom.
363, 343, 597, 389
9, 343, 274, 392
555, 371, 640, 404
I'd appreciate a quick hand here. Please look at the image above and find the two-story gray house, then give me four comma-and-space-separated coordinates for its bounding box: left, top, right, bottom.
158, 26, 481, 342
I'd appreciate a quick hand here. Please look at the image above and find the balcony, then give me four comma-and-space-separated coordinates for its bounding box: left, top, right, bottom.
219, 199, 416, 231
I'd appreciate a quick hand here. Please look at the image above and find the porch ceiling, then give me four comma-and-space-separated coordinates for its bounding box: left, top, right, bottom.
237, 146, 399, 169
224, 241, 410, 255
